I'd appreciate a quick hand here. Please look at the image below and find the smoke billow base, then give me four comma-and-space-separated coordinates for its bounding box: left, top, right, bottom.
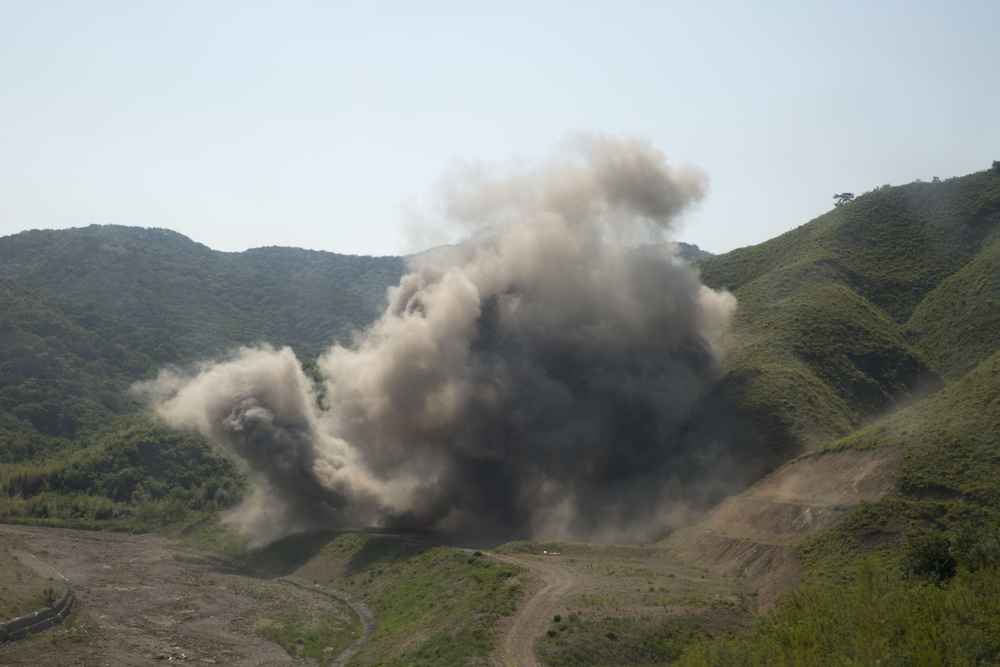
143, 133, 737, 544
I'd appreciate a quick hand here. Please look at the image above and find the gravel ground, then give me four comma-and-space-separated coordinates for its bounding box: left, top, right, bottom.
0, 524, 359, 667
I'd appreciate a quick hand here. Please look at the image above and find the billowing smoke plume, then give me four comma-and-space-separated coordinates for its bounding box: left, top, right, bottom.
142, 133, 737, 544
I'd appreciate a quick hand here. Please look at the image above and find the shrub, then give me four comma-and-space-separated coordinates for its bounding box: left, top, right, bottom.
900, 534, 957, 585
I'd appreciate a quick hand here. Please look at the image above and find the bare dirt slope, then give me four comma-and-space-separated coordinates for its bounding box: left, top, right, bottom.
672, 447, 901, 607
0, 525, 362, 667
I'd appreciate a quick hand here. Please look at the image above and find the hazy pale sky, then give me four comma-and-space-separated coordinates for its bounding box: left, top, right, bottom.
2, 1, 998, 256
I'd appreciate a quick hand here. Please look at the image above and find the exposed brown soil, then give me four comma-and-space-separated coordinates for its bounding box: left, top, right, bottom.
672, 447, 901, 608
0, 524, 365, 667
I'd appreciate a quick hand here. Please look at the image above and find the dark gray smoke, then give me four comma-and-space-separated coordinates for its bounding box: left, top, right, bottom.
143, 133, 736, 544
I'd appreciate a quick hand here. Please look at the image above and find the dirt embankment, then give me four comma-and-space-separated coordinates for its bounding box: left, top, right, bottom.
672, 447, 901, 607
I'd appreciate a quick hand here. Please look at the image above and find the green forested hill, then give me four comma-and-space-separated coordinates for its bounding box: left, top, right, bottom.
0, 278, 156, 454
0, 225, 406, 360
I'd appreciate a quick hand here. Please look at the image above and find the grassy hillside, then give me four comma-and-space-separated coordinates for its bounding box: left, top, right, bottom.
700, 169, 1000, 455
183, 528, 526, 666
676, 350, 1000, 665
0, 226, 403, 531
906, 226, 1000, 381
670, 166, 1000, 666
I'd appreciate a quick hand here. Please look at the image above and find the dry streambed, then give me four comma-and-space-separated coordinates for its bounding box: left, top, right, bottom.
0, 525, 364, 666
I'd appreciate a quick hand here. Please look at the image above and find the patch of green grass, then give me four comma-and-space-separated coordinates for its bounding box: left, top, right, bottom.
354, 542, 523, 664
907, 229, 1000, 380
675, 351, 1000, 667
538, 612, 708, 667
397, 628, 494, 667
826, 350, 1000, 506
256, 610, 361, 666
677, 554, 1000, 667
177, 515, 252, 558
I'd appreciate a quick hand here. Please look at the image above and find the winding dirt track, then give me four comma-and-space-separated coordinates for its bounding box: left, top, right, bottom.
490, 553, 579, 667
0, 524, 373, 667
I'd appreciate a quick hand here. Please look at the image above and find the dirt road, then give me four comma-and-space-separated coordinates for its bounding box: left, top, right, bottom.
0, 524, 370, 667
490, 552, 578, 667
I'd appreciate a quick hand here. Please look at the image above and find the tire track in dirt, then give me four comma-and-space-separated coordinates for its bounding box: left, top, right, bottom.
490, 553, 578, 667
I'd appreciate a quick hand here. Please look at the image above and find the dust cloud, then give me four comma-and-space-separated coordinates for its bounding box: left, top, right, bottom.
141, 133, 738, 544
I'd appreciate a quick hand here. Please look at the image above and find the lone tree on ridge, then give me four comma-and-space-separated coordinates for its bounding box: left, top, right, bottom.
833, 192, 855, 207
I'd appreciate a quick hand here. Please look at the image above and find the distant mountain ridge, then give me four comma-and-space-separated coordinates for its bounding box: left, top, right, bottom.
0, 225, 406, 361
0, 225, 713, 361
